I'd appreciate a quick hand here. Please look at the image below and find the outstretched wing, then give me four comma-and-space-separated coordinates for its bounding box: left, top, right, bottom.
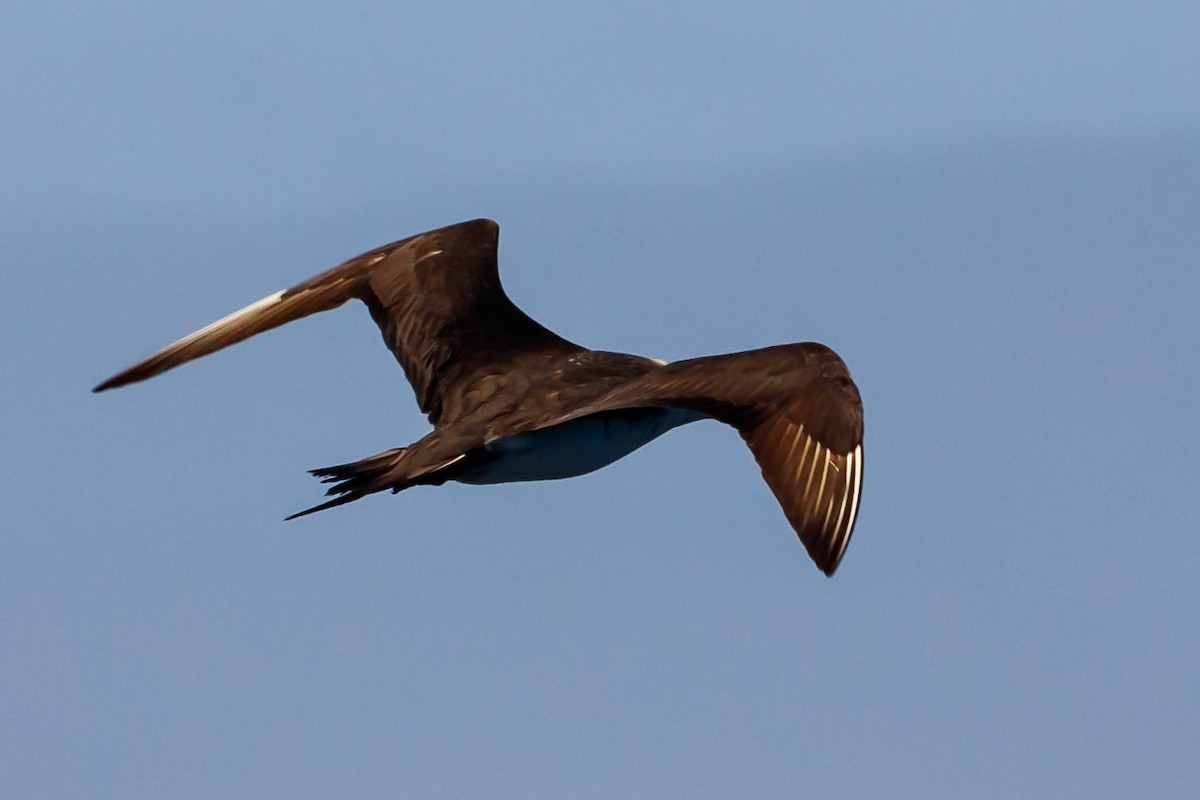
518, 343, 865, 575
93, 219, 583, 424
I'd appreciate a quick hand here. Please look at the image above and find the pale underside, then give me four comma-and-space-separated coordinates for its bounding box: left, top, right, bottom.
455, 408, 709, 485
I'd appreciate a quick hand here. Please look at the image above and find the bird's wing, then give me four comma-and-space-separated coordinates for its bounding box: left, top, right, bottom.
93, 219, 583, 424
521, 343, 864, 575
738, 395, 863, 576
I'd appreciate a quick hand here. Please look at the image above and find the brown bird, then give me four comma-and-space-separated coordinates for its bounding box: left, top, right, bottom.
94, 219, 864, 575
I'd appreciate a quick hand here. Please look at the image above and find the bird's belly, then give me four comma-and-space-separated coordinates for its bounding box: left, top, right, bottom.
454, 408, 706, 485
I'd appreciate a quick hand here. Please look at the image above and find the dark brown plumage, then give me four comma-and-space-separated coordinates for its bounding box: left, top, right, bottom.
95, 219, 864, 575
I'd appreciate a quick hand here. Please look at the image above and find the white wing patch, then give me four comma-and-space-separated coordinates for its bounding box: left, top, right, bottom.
165, 290, 285, 352
749, 419, 863, 574
813, 448, 832, 522
834, 444, 864, 565
412, 248, 444, 267
802, 436, 823, 501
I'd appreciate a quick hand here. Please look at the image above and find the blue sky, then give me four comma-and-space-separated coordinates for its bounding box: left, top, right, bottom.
4, 3, 1199, 798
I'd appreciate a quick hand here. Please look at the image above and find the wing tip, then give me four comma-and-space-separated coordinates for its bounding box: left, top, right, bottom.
808, 539, 844, 577
92, 357, 175, 392
92, 371, 135, 393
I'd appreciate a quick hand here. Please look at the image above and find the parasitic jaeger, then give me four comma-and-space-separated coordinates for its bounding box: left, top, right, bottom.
94, 219, 864, 575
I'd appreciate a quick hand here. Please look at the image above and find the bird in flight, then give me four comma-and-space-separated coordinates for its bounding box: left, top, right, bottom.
95, 219, 864, 575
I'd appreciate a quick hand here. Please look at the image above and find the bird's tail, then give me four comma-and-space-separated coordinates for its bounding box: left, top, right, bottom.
285, 444, 470, 520
285, 447, 411, 519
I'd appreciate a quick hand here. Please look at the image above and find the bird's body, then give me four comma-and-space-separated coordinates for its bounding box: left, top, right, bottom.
95, 219, 864, 575
454, 406, 708, 485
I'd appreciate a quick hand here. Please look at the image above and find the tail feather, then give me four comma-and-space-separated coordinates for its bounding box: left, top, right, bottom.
311, 447, 408, 487
285, 447, 408, 520
285, 492, 367, 520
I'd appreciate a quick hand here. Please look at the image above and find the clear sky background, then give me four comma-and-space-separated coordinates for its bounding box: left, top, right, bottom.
4, 2, 1199, 798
